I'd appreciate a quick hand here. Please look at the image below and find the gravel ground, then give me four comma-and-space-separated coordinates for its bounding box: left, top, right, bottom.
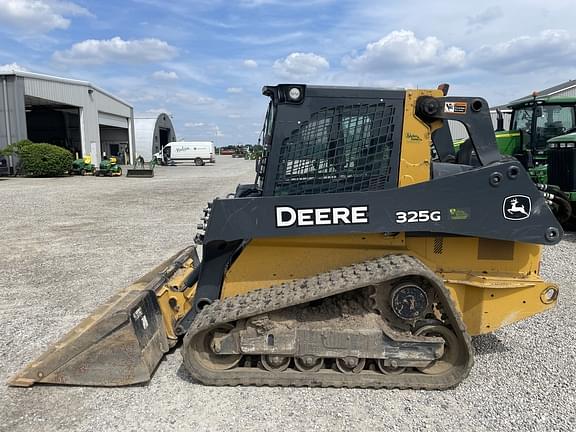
0, 156, 574, 432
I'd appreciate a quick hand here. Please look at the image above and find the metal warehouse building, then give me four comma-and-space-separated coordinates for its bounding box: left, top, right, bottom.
134, 113, 176, 161
0, 70, 135, 170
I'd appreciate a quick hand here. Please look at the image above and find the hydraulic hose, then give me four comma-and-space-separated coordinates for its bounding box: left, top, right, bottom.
543, 192, 572, 224
183, 263, 202, 288
536, 183, 570, 202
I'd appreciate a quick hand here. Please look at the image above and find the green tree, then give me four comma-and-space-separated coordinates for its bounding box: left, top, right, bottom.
0, 139, 34, 157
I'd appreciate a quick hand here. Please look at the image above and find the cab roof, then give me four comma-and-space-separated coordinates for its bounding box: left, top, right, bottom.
508, 94, 576, 108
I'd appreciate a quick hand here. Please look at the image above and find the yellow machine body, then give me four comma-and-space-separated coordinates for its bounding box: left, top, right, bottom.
221, 234, 556, 336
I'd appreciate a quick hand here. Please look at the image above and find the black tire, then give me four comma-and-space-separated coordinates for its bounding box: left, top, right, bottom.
195, 158, 205, 166
561, 203, 576, 231
80, 169, 86, 176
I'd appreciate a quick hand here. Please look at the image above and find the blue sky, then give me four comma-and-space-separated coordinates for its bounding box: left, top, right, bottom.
1, 0, 575, 145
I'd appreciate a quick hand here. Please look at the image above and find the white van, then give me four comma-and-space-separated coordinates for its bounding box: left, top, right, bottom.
154, 141, 215, 166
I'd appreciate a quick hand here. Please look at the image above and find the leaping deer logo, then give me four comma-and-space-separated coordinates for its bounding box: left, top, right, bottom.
507, 198, 529, 217
503, 195, 532, 221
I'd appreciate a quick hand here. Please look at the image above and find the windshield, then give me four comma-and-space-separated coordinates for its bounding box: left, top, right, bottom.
511, 108, 533, 132
263, 101, 275, 138
256, 101, 275, 186
511, 104, 576, 150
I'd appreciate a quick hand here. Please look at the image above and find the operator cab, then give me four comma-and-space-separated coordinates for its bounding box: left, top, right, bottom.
236, 84, 501, 198
511, 100, 576, 151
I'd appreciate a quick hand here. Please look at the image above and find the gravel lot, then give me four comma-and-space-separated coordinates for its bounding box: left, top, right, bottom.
1, 156, 574, 432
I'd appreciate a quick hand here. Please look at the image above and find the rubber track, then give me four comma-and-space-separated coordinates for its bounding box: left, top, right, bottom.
182, 254, 474, 390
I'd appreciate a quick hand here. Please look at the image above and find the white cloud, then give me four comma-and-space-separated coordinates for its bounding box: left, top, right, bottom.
343, 30, 466, 72
471, 29, 576, 73
243, 59, 258, 68
273, 52, 329, 79
183, 122, 224, 138
226, 87, 243, 93
239, 0, 334, 7
235, 32, 304, 46
160, 62, 211, 84
140, 108, 172, 116
466, 6, 502, 28
152, 70, 179, 80
170, 91, 215, 105
0, 0, 90, 34
53, 37, 177, 65
0, 63, 29, 72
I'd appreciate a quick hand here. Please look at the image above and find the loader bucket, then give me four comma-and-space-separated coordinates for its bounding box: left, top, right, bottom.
126, 168, 154, 178
8, 246, 198, 387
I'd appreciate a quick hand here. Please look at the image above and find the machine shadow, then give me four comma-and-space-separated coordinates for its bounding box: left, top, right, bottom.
472, 333, 511, 356
176, 363, 200, 384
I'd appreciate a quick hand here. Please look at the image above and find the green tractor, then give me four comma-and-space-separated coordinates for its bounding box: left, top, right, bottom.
70, 155, 96, 176
494, 94, 576, 225
244, 144, 263, 160
95, 156, 123, 177
231, 146, 246, 158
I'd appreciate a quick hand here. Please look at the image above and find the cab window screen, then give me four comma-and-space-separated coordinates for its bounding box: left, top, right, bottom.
273, 102, 397, 195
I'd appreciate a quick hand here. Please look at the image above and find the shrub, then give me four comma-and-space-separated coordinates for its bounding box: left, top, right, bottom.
20, 143, 74, 177
0, 139, 34, 157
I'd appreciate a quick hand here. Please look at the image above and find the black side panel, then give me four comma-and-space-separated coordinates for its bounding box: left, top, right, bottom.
204, 160, 561, 246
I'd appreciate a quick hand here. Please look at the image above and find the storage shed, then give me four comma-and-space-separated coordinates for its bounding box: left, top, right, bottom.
134, 113, 176, 161
0, 70, 135, 170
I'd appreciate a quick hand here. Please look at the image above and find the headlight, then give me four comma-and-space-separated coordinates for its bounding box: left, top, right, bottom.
288, 87, 302, 101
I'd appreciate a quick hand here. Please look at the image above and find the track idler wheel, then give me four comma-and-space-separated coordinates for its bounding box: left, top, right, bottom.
261, 355, 290, 372
192, 324, 242, 371
294, 356, 324, 372
377, 360, 406, 375
335, 357, 366, 374
413, 324, 459, 375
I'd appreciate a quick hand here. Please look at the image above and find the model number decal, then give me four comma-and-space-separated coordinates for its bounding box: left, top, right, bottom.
395, 210, 441, 223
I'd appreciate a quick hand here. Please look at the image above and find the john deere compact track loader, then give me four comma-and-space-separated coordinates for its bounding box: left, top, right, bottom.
9, 84, 562, 390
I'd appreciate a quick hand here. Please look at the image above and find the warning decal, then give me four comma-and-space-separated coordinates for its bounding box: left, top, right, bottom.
444, 102, 468, 114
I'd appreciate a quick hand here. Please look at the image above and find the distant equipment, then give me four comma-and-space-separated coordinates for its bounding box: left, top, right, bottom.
70, 155, 96, 176
95, 156, 122, 177
494, 94, 576, 226
126, 156, 155, 178
154, 141, 215, 166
